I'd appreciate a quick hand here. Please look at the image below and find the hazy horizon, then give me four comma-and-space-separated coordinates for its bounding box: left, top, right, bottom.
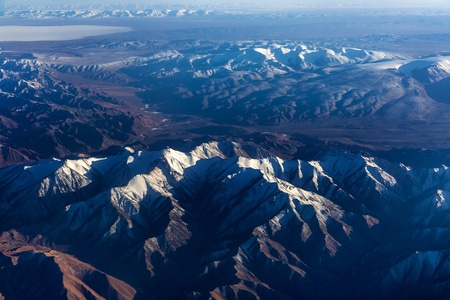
2, 0, 450, 10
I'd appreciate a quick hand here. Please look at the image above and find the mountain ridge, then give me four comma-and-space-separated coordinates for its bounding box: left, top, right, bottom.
2, 141, 450, 298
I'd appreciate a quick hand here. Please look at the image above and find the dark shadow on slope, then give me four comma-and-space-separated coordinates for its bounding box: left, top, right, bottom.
425, 76, 450, 105
144, 157, 289, 298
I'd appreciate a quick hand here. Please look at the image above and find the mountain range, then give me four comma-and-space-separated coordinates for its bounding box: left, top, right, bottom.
1, 40, 450, 168
1, 141, 450, 299
2, 8, 450, 299
0, 9, 223, 19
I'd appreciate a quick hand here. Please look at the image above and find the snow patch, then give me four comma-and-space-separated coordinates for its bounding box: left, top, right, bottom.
126, 174, 149, 200
434, 189, 449, 209
65, 159, 91, 176
253, 48, 274, 60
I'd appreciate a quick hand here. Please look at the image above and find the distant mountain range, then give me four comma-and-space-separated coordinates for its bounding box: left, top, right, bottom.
0, 9, 224, 18
1, 40, 450, 167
